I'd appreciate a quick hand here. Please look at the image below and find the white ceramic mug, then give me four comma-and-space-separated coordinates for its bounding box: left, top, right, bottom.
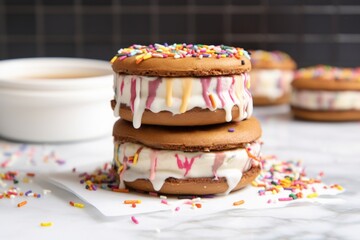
0, 58, 115, 142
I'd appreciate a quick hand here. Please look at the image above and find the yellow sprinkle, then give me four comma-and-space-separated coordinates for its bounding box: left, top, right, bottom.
85, 180, 93, 185
143, 53, 152, 60
22, 177, 29, 183
124, 199, 141, 204
110, 56, 118, 63
40, 222, 53, 227
135, 53, 145, 60
336, 185, 344, 191
272, 190, 277, 195
251, 181, 258, 187
306, 193, 319, 198
74, 203, 84, 208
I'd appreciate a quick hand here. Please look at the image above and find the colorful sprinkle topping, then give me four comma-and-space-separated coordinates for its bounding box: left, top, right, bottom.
250, 50, 293, 63
296, 65, 360, 82
111, 43, 251, 64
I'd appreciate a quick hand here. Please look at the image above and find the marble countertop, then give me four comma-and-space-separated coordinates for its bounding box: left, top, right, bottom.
1, 105, 359, 240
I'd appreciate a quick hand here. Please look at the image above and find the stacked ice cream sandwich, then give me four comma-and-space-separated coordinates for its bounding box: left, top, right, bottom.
110, 43, 262, 195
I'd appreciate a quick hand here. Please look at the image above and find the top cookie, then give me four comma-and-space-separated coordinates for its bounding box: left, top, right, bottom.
292, 65, 360, 91
113, 117, 262, 152
250, 50, 296, 70
111, 43, 251, 77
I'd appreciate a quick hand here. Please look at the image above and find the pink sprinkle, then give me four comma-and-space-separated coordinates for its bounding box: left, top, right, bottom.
175, 207, 180, 211
312, 187, 316, 192
267, 199, 272, 204
131, 216, 139, 224
278, 197, 293, 201
161, 199, 168, 205
119, 55, 127, 61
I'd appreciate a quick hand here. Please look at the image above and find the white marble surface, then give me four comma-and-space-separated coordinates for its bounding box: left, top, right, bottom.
1, 105, 360, 240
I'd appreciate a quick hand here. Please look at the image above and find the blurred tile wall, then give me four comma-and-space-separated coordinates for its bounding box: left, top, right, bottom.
1, 0, 359, 67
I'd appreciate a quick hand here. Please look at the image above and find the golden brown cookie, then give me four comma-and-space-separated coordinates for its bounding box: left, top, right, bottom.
291, 106, 360, 122
113, 117, 262, 151
291, 65, 360, 121
111, 44, 251, 77
112, 117, 262, 195
249, 50, 296, 106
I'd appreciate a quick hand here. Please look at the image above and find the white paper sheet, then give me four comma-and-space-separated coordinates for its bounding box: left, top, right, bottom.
49, 159, 345, 217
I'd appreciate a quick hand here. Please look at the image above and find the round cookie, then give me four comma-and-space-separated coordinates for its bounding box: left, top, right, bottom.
110, 44, 253, 128
111, 44, 251, 77
291, 65, 360, 121
250, 50, 296, 106
112, 117, 262, 195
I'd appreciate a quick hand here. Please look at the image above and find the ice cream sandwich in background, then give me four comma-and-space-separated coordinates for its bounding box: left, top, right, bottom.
250, 50, 297, 106
291, 65, 360, 121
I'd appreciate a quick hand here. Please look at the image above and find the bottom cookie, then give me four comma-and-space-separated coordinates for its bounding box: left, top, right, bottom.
291, 106, 360, 121
123, 164, 261, 195
253, 93, 290, 106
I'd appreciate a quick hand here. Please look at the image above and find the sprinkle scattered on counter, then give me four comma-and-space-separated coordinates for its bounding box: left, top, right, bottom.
75, 157, 344, 217
233, 200, 245, 206
69, 201, 85, 208
40, 222, 53, 227
124, 199, 141, 204
252, 155, 345, 204
0, 171, 45, 202
131, 216, 139, 224
17, 200, 27, 208
78, 163, 118, 192
0, 142, 66, 168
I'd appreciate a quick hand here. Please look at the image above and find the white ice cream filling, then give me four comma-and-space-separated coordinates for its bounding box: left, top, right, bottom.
113, 141, 261, 195
250, 69, 294, 99
113, 74, 253, 128
291, 89, 360, 110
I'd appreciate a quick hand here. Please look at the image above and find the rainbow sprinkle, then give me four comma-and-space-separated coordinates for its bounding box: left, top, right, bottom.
251, 50, 293, 63
0, 142, 66, 168
253, 155, 344, 204
112, 43, 251, 64
296, 65, 360, 82
0, 171, 45, 207
78, 163, 118, 191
